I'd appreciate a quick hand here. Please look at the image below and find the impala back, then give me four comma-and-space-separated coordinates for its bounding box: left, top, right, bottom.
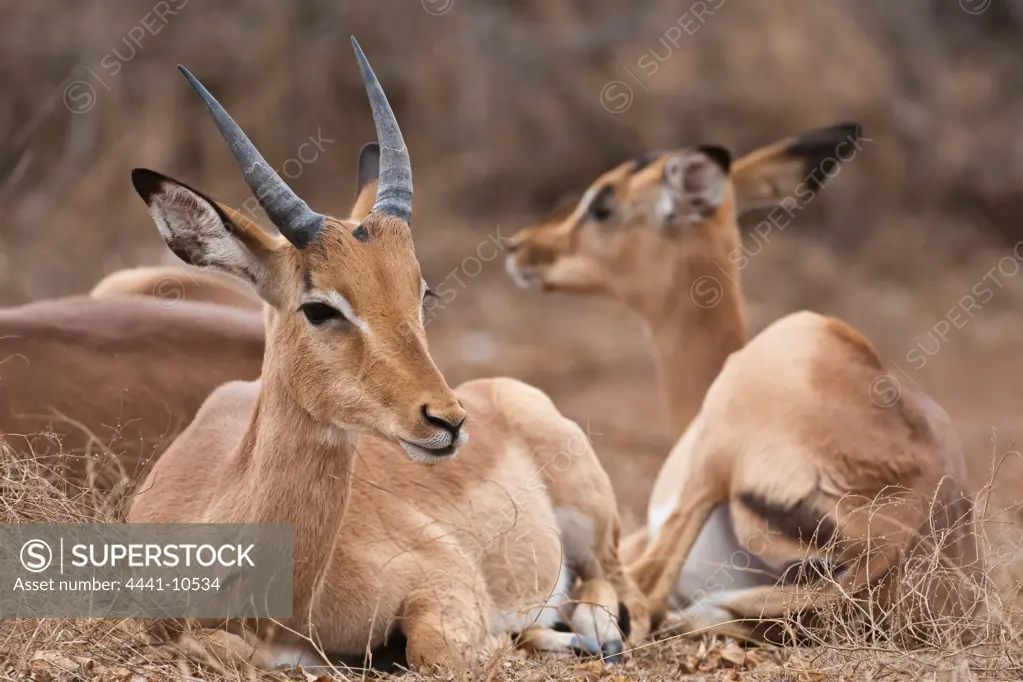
0, 295, 264, 507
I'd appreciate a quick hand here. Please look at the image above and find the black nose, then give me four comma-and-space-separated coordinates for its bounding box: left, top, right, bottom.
421, 404, 465, 440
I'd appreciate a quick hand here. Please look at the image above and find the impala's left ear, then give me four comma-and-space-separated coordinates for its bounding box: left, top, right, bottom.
731, 123, 863, 213
350, 143, 380, 222
656, 146, 732, 229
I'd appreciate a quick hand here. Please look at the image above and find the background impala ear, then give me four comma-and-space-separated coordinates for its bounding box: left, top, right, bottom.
356, 142, 380, 195
131, 168, 285, 304
657, 147, 732, 228
731, 123, 864, 214
351, 143, 381, 222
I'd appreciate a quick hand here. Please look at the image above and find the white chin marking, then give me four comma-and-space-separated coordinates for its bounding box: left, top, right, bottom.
505, 256, 542, 290
400, 439, 459, 463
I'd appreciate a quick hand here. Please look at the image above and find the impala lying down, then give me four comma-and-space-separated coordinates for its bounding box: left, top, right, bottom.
128, 38, 647, 671
90, 264, 263, 311
0, 295, 263, 499
508, 127, 986, 641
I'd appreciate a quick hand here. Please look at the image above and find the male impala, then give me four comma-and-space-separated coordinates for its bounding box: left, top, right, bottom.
507, 129, 984, 639
128, 39, 647, 671
89, 142, 384, 313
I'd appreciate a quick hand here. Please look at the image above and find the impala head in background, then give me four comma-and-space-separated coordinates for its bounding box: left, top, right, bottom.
132, 37, 466, 461
506, 124, 863, 306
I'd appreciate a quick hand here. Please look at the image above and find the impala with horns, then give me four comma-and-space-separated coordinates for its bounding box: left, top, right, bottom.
128, 38, 647, 672
0, 295, 263, 503
506, 129, 985, 641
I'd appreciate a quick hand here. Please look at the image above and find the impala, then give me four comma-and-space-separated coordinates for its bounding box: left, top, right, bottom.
127, 39, 647, 671
89, 142, 385, 312
90, 264, 263, 311
506, 127, 984, 640
0, 295, 263, 500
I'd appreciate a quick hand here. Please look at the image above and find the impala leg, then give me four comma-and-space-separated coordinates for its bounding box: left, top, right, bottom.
515, 625, 603, 658
593, 534, 650, 647
606, 567, 650, 646
570, 578, 631, 661
513, 397, 651, 653
174, 627, 327, 673
620, 526, 649, 564
628, 489, 720, 623
666, 543, 903, 641
401, 567, 491, 672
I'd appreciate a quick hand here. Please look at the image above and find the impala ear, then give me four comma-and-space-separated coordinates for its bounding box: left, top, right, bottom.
731, 123, 864, 214
356, 142, 380, 194
350, 143, 381, 222
657, 146, 732, 228
131, 168, 285, 304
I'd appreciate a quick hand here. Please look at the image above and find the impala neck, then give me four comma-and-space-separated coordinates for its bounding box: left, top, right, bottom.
649, 273, 747, 437
635, 214, 749, 438
228, 362, 357, 611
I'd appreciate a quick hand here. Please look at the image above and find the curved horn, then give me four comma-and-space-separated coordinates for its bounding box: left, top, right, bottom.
350, 37, 413, 224
178, 65, 324, 248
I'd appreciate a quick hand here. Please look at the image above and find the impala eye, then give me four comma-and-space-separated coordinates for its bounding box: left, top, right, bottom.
588, 184, 615, 222
300, 302, 343, 325
423, 288, 438, 302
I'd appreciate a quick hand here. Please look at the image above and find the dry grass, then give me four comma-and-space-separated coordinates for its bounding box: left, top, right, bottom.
5, 2, 1023, 680
2, 438, 1023, 682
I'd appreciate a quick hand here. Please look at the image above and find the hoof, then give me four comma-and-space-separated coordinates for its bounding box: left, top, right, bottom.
601, 640, 624, 663
569, 634, 602, 657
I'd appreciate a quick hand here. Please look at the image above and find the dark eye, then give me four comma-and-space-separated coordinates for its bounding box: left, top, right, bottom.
300, 302, 342, 325
588, 184, 615, 222
423, 288, 438, 302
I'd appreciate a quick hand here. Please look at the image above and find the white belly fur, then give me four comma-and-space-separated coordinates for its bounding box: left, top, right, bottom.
650, 501, 778, 610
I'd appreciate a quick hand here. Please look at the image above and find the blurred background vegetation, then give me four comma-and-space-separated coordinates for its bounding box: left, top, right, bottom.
3, 0, 1023, 522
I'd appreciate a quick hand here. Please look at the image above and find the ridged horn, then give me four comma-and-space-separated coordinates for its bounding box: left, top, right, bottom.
178, 65, 324, 248
350, 37, 413, 224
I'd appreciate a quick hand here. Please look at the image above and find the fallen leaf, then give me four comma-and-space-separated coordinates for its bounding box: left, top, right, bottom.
30, 651, 79, 672
71, 656, 94, 672
571, 660, 604, 682
100, 665, 133, 680
718, 641, 746, 668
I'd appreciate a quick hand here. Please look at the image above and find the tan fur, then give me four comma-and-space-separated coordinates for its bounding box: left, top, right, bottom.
508, 151, 749, 440
508, 126, 984, 642
350, 178, 379, 222
507, 127, 861, 439
129, 174, 648, 670
631, 313, 983, 641
90, 265, 262, 311
0, 296, 264, 500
